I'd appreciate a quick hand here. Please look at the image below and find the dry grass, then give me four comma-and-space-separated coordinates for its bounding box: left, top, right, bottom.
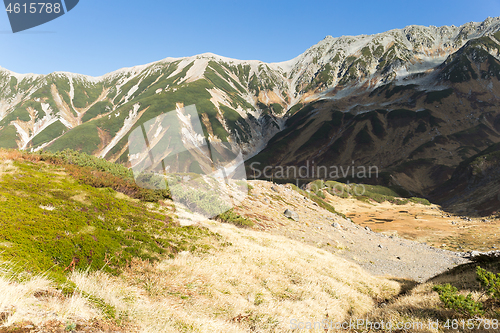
0, 160, 17, 182
72, 221, 401, 332
0, 264, 98, 328
361, 282, 447, 333
0, 149, 43, 164
0, 149, 22, 182
0, 221, 401, 332
359, 262, 500, 333
0, 150, 23, 161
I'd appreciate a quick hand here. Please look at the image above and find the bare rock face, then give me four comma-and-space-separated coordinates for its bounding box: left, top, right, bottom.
284, 209, 299, 221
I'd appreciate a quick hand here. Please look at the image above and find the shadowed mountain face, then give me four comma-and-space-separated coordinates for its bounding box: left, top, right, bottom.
1, 18, 500, 206
429, 142, 500, 216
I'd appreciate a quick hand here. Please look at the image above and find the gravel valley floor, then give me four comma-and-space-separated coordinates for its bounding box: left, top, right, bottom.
231, 181, 499, 282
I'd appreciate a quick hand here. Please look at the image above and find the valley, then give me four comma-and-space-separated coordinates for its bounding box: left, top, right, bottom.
331, 195, 500, 252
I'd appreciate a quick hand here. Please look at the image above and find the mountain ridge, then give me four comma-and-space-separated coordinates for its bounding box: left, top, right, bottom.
1, 17, 500, 202
5, 17, 500, 80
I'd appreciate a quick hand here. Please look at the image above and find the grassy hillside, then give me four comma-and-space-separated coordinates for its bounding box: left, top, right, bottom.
0, 148, 405, 332
0, 149, 218, 279
2, 148, 500, 332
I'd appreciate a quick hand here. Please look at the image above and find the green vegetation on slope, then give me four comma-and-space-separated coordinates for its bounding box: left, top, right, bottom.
214, 208, 254, 228
39, 149, 170, 202
323, 180, 430, 205
220, 105, 252, 143
434, 266, 500, 318
0, 125, 19, 149
81, 101, 113, 123
0, 151, 221, 282
72, 80, 104, 109
30, 120, 68, 148
46, 122, 101, 155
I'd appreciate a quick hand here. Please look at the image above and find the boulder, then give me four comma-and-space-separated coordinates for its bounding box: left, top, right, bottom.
284, 209, 299, 221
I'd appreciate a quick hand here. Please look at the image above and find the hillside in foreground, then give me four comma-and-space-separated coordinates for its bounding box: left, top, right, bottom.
0, 149, 400, 332
1, 149, 500, 332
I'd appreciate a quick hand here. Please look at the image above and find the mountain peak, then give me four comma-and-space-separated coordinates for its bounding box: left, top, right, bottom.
1, 16, 500, 164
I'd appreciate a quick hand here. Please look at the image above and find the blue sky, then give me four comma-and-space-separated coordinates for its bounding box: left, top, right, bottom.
0, 0, 499, 76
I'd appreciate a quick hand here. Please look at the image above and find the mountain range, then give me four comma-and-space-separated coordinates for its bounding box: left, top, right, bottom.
2, 17, 500, 214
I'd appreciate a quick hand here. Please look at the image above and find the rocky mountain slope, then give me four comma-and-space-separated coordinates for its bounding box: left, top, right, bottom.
234, 180, 470, 282
430, 141, 500, 215
249, 18, 500, 197
0, 55, 292, 160
1, 17, 500, 170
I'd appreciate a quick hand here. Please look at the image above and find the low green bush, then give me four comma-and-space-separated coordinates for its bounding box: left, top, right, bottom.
388, 197, 409, 205
477, 266, 500, 300
0, 159, 219, 281
323, 180, 430, 205
29, 149, 171, 202
308, 180, 326, 198
433, 266, 500, 318
214, 209, 254, 228
409, 197, 431, 205
39, 148, 133, 179
433, 284, 484, 317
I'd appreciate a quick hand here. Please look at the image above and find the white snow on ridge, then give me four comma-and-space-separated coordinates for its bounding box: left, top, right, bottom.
123, 80, 141, 105
269, 56, 298, 72
99, 103, 143, 158
50, 71, 101, 83
166, 58, 196, 80
184, 58, 209, 83
0, 16, 497, 85
0, 67, 42, 82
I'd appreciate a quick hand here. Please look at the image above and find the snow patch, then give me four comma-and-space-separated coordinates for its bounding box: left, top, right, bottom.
99, 103, 143, 158
68, 77, 75, 110
184, 58, 209, 83
123, 79, 142, 104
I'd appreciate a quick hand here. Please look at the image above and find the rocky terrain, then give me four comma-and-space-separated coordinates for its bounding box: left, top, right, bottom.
0, 19, 498, 167
233, 181, 483, 282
